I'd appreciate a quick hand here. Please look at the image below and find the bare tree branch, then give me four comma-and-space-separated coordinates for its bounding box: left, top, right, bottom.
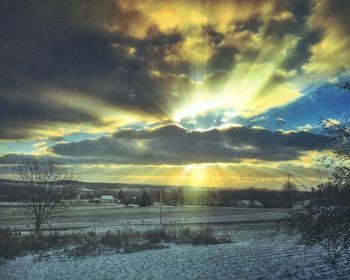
10, 159, 78, 234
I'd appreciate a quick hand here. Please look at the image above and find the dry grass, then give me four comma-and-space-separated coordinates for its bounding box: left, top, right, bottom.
0, 225, 231, 261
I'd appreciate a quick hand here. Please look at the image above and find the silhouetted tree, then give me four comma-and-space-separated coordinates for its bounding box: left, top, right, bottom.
283, 116, 350, 263
118, 190, 124, 200
282, 181, 299, 207
11, 159, 77, 234
177, 188, 185, 205
139, 191, 151, 207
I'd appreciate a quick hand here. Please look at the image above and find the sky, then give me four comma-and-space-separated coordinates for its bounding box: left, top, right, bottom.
1, 0, 350, 188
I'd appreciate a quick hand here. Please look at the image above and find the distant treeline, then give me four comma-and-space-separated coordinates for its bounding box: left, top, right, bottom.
110, 188, 307, 208
0, 182, 307, 208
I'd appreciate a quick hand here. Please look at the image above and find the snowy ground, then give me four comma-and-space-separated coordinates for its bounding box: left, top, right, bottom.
1, 223, 349, 280
0, 205, 287, 232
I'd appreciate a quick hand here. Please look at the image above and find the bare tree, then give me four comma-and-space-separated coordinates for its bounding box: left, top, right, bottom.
281, 180, 299, 208
11, 159, 77, 234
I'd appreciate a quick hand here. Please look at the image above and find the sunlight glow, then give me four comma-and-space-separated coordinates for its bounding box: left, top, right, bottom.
65, 161, 320, 189
172, 35, 300, 123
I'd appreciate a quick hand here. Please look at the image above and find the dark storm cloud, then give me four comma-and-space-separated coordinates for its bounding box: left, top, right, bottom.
321, 0, 350, 34
0, 0, 191, 139
206, 29, 225, 46
47, 125, 327, 165
261, 1, 321, 73
0, 81, 102, 139
0, 0, 346, 141
0, 0, 181, 107
1, 0, 116, 80
235, 17, 262, 33
0, 128, 32, 141
0, 0, 121, 138
203, 27, 238, 73
264, 0, 311, 38
208, 47, 237, 72
282, 31, 322, 71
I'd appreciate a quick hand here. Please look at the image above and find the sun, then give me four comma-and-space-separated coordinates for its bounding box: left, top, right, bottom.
171, 35, 301, 124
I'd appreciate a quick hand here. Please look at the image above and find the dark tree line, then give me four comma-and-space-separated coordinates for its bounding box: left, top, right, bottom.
86, 187, 304, 208
1, 182, 305, 208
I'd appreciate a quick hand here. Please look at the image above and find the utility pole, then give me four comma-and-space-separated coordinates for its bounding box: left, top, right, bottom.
160, 187, 163, 225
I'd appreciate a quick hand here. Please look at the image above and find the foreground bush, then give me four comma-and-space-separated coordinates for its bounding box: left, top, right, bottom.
282, 187, 350, 265
0, 229, 22, 260
0, 229, 72, 261
190, 225, 219, 245
0, 225, 231, 261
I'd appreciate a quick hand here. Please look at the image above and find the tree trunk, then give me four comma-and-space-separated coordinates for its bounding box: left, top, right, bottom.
35, 221, 41, 234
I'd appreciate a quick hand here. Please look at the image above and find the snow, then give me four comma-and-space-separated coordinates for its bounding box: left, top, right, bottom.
1, 223, 349, 280
0, 206, 287, 232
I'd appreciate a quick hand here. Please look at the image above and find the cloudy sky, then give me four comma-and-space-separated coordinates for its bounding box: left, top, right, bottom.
1, 0, 349, 188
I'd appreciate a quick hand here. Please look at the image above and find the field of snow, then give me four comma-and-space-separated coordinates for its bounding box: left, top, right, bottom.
0, 205, 287, 232
1, 223, 349, 280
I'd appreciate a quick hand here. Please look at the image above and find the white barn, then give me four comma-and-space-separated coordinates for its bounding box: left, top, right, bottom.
237, 200, 264, 208
100, 195, 115, 203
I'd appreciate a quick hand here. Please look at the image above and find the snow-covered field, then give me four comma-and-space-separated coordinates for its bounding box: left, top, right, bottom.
1, 223, 349, 280
0, 205, 287, 231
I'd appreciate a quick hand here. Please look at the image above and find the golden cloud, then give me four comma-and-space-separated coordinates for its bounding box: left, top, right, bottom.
303, 0, 350, 78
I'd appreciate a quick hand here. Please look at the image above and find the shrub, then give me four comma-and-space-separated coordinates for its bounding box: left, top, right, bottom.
21, 235, 49, 251
72, 231, 101, 257
101, 230, 122, 248
119, 229, 142, 252
177, 226, 192, 243
164, 225, 178, 241
190, 225, 219, 245
0, 224, 231, 261
143, 228, 169, 244
0, 228, 22, 260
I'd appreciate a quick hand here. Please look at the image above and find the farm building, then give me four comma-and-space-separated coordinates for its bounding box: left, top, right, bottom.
100, 195, 115, 203
237, 200, 264, 208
